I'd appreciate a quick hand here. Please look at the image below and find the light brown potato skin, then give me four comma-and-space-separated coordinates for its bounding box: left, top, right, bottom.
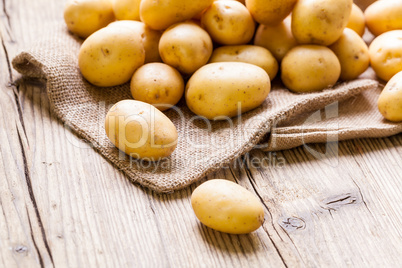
209, 45, 278, 80
113, 0, 141, 20
245, 0, 296, 25
369, 30, 402, 81
378, 71, 402, 122
105, 100, 178, 160
346, 3, 365, 37
201, 0, 255, 45
78, 26, 145, 87
281, 45, 341, 93
191, 179, 264, 234
365, 0, 402, 36
64, 0, 115, 39
159, 21, 213, 75
254, 16, 298, 62
130, 63, 184, 111
185, 62, 270, 120
292, 0, 353, 46
329, 28, 369, 81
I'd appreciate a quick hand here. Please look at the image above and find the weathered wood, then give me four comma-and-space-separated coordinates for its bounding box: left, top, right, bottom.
0, 0, 401, 267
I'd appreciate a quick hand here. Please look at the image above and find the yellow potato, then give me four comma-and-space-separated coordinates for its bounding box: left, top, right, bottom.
281, 45, 341, 93
78, 26, 145, 87
292, 0, 353, 46
369, 30, 402, 81
64, 0, 115, 39
191, 179, 264, 234
209, 45, 278, 80
108, 20, 162, 63
201, 0, 255, 45
113, 0, 141, 20
254, 16, 298, 62
105, 100, 178, 160
159, 21, 213, 74
186, 62, 270, 120
378, 71, 402, 122
245, 0, 297, 25
329, 28, 369, 81
140, 0, 214, 30
346, 3, 365, 37
130, 63, 184, 111
365, 0, 402, 36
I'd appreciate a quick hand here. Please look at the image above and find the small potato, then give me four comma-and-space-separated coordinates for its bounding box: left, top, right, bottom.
201, 0, 255, 45
159, 21, 213, 74
130, 63, 184, 111
64, 0, 115, 39
365, 0, 402, 36
191, 179, 264, 234
105, 100, 178, 160
186, 62, 270, 120
78, 26, 144, 87
113, 0, 141, 21
281, 45, 341, 93
369, 30, 402, 81
140, 0, 213, 30
378, 71, 402, 122
292, 0, 353, 46
346, 3, 365, 37
329, 28, 369, 81
254, 16, 298, 62
209, 45, 278, 80
245, 0, 297, 26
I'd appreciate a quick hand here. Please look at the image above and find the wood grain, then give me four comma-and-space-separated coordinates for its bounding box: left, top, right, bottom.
0, 0, 401, 267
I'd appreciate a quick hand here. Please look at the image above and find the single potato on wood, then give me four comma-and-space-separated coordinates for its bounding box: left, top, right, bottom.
378, 71, 402, 122
191, 179, 265, 234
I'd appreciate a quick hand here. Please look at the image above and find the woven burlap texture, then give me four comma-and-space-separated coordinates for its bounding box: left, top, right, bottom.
12, 26, 401, 192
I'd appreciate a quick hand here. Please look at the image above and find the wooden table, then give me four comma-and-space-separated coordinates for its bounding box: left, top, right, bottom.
1, 0, 401, 267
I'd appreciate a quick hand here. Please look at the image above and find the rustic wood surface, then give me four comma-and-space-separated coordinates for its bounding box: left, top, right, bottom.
0, 0, 401, 267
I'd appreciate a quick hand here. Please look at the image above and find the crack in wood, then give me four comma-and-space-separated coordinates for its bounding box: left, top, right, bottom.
1, 0, 11, 32
26, 208, 44, 268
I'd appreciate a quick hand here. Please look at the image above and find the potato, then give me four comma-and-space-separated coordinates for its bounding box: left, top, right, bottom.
140, 0, 214, 30
105, 100, 178, 160
130, 63, 184, 111
64, 0, 115, 39
185, 62, 270, 120
346, 3, 365, 37
108, 20, 162, 63
378, 71, 402, 122
201, 0, 255, 45
191, 179, 264, 234
365, 0, 402, 36
254, 16, 298, 62
281, 45, 341, 93
78, 26, 144, 87
329, 28, 369, 81
292, 0, 353, 46
369, 30, 402, 81
209, 45, 278, 80
112, 0, 141, 21
245, 0, 296, 26
159, 21, 213, 74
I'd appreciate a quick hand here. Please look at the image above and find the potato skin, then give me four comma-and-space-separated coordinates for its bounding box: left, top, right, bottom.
369, 30, 402, 81
329, 28, 369, 81
130, 63, 184, 111
378, 71, 402, 122
113, 0, 141, 21
365, 0, 402, 37
346, 3, 365, 37
64, 0, 115, 39
292, 0, 353, 46
281, 45, 341, 93
185, 62, 270, 120
209, 45, 278, 80
104, 100, 178, 160
245, 0, 296, 26
191, 179, 265, 234
78, 26, 145, 87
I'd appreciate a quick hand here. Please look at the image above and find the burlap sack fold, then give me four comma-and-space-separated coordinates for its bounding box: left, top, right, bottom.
12, 25, 401, 192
